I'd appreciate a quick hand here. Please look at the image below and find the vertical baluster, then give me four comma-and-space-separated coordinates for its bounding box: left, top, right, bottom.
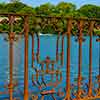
61, 33, 65, 66
56, 32, 60, 62
9, 15, 14, 100
36, 33, 40, 63
88, 21, 95, 97
77, 20, 84, 99
65, 19, 72, 100
24, 15, 29, 100
31, 33, 34, 68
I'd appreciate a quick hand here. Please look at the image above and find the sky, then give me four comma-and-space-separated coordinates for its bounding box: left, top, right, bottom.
0, 0, 100, 8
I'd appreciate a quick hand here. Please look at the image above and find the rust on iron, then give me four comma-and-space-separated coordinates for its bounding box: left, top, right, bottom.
0, 13, 99, 100
36, 70, 39, 81
36, 33, 40, 63
31, 33, 34, 68
77, 20, 84, 100
88, 21, 95, 97
56, 32, 60, 62
45, 56, 50, 73
0, 13, 100, 22
8, 15, 15, 100
61, 32, 65, 66
65, 19, 72, 100
40, 88, 56, 95
23, 15, 29, 100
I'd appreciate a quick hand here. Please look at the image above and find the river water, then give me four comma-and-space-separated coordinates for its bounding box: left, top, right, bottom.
0, 34, 99, 100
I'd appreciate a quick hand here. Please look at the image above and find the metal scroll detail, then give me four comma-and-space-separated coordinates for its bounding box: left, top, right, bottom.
0, 14, 99, 100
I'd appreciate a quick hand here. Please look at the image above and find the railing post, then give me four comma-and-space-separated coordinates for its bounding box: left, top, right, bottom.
65, 19, 72, 100
77, 20, 84, 100
61, 33, 65, 66
9, 15, 15, 100
24, 15, 29, 100
88, 21, 95, 97
56, 32, 60, 62
31, 33, 34, 68
36, 33, 40, 63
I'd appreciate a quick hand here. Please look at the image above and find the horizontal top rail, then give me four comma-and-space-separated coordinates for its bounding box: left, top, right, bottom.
0, 13, 100, 21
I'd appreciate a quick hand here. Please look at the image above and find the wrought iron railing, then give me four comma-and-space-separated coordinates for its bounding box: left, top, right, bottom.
0, 13, 99, 100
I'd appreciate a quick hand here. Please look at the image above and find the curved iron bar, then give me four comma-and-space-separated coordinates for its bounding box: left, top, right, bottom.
31, 56, 63, 92
32, 67, 63, 100
41, 76, 47, 87
36, 33, 40, 63
76, 20, 84, 100
60, 32, 65, 66
31, 32, 40, 68
88, 21, 95, 97
56, 32, 61, 62
31, 33, 40, 87
31, 33, 34, 68
32, 69, 62, 88
0, 14, 100, 100
32, 74, 41, 89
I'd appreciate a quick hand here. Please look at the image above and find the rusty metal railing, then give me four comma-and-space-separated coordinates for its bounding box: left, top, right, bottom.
0, 13, 99, 100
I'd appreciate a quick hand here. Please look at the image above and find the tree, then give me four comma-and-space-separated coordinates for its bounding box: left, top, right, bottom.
18, 6, 35, 14
78, 4, 100, 18
4, 1, 27, 13
55, 2, 76, 16
35, 3, 55, 16
0, 3, 6, 13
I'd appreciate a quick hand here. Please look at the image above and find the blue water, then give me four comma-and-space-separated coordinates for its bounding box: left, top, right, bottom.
0, 34, 99, 100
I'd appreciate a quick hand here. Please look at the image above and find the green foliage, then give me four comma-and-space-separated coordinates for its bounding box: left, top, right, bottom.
18, 6, 36, 14
78, 4, 100, 18
0, 24, 9, 31
0, 3, 6, 13
0, 1, 99, 18
2, 1, 27, 13
56, 2, 76, 16
35, 3, 55, 16
94, 28, 100, 35
0, 1, 99, 35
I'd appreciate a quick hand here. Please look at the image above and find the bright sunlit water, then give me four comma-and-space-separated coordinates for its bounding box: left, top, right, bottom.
0, 34, 99, 100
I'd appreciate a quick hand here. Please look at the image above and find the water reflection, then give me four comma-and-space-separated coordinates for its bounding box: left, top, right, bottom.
0, 34, 99, 100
